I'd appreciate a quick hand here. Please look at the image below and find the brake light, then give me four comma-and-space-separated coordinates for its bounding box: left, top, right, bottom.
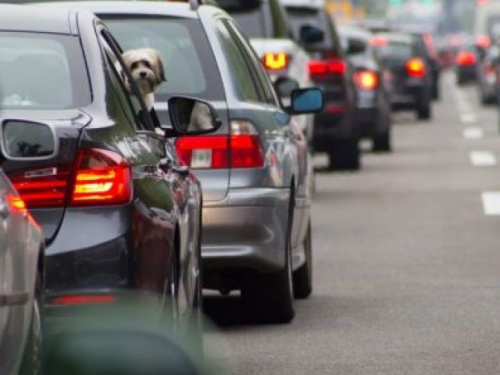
477, 35, 491, 49
456, 51, 476, 66
354, 70, 379, 90
9, 165, 72, 208
406, 58, 425, 78
70, 149, 132, 206
175, 120, 264, 169
308, 59, 346, 77
263, 53, 290, 70
51, 294, 117, 306
370, 36, 388, 47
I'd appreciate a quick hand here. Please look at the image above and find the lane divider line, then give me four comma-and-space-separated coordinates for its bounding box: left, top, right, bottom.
469, 151, 497, 167
482, 192, 500, 215
461, 113, 477, 123
463, 127, 484, 139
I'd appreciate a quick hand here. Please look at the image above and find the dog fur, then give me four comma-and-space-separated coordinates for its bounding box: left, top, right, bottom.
121, 48, 166, 111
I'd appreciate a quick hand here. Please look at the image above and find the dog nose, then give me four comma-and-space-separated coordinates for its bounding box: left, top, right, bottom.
140, 71, 147, 78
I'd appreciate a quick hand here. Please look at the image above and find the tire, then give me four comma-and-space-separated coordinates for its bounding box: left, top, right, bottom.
328, 141, 361, 171
293, 219, 312, 299
242, 197, 295, 324
373, 133, 391, 152
416, 99, 431, 120
19, 276, 42, 375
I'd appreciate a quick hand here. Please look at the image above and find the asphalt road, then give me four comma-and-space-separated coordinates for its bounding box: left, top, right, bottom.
204, 72, 500, 375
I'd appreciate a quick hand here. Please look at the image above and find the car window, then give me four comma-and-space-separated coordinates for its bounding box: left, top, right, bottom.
99, 30, 155, 132
375, 41, 412, 63
102, 17, 225, 101
225, 20, 280, 107
214, 19, 261, 103
229, 6, 268, 39
0, 32, 90, 110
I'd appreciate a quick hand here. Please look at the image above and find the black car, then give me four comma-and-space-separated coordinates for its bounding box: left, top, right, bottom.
372, 33, 433, 120
0, 4, 219, 344
455, 40, 479, 86
477, 44, 500, 104
283, 0, 360, 170
339, 26, 392, 152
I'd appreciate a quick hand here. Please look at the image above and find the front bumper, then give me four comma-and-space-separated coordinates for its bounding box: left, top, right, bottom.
201, 188, 290, 287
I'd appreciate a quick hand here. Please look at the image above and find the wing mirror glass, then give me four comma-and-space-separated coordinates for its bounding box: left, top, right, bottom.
288, 88, 324, 115
168, 97, 222, 136
1, 120, 57, 160
274, 76, 300, 99
300, 25, 325, 45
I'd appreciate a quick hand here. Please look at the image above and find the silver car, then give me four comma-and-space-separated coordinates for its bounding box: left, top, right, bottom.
0, 127, 44, 375
59, 0, 322, 323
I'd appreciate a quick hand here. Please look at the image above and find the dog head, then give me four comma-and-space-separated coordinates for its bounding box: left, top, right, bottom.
121, 48, 166, 97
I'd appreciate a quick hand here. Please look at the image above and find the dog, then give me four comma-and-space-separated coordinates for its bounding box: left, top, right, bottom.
121, 48, 166, 111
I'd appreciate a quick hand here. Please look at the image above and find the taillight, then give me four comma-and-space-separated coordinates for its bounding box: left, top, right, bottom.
353, 70, 379, 90
370, 36, 388, 47
477, 35, 491, 49
262, 53, 290, 70
456, 51, 477, 66
9, 165, 72, 208
406, 58, 426, 78
175, 120, 264, 169
308, 59, 346, 77
71, 149, 132, 206
51, 294, 117, 306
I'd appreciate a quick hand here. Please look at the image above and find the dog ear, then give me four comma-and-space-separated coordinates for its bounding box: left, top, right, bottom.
154, 51, 166, 84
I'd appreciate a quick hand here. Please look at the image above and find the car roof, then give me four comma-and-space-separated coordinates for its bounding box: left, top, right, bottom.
34, 1, 199, 19
281, 0, 324, 9
0, 4, 76, 34
375, 32, 413, 44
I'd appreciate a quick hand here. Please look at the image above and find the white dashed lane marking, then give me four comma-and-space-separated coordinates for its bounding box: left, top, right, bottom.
469, 151, 497, 167
460, 113, 477, 123
482, 192, 500, 215
463, 127, 484, 139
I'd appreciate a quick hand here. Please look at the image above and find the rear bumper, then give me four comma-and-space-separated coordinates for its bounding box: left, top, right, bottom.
312, 109, 356, 152
201, 188, 290, 287
457, 65, 477, 82
390, 81, 425, 109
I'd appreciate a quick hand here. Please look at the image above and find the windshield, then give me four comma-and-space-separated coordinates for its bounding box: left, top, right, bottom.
102, 17, 224, 101
0, 32, 90, 110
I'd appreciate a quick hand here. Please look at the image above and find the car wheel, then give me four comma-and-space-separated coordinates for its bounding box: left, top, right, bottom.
432, 81, 440, 100
293, 219, 312, 299
373, 133, 392, 152
242, 197, 295, 324
19, 275, 42, 375
328, 141, 361, 171
416, 97, 432, 120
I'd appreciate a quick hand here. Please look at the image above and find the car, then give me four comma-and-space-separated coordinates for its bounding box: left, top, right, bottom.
338, 26, 392, 153
70, 0, 323, 323
371, 33, 433, 121
282, 0, 361, 170
455, 40, 479, 86
477, 44, 500, 105
217, 0, 316, 142
0, 4, 219, 347
0, 163, 44, 375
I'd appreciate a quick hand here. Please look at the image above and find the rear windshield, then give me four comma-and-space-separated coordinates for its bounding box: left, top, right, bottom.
231, 8, 267, 38
285, 7, 338, 51
0, 32, 90, 110
102, 16, 225, 101
374, 42, 412, 63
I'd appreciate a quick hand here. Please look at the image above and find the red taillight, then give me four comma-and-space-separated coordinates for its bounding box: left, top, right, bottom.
456, 51, 477, 66
370, 36, 388, 47
308, 59, 346, 77
175, 120, 264, 169
70, 149, 132, 206
51, 294, 117, 306
353, 70, 379, 90
9, 166, 72, 208
406, 58, 426, 78
477, 35, 491, 49
262, 53, 290, 71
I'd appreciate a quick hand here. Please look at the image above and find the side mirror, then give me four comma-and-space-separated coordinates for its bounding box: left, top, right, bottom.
287, 88, 324, 115
1, 120, 58, 160
274, 76, 300, 99
168, 97, 222, 135
300, 25, 324, 45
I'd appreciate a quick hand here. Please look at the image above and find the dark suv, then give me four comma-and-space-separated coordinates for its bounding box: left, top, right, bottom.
283, 0, 360, 170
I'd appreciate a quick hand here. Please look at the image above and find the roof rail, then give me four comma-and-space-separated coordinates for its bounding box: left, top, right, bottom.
188, 0, 218, 11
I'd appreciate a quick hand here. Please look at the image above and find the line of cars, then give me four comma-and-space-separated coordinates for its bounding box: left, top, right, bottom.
0, 0, 445, 372
0, 0, 325, 372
